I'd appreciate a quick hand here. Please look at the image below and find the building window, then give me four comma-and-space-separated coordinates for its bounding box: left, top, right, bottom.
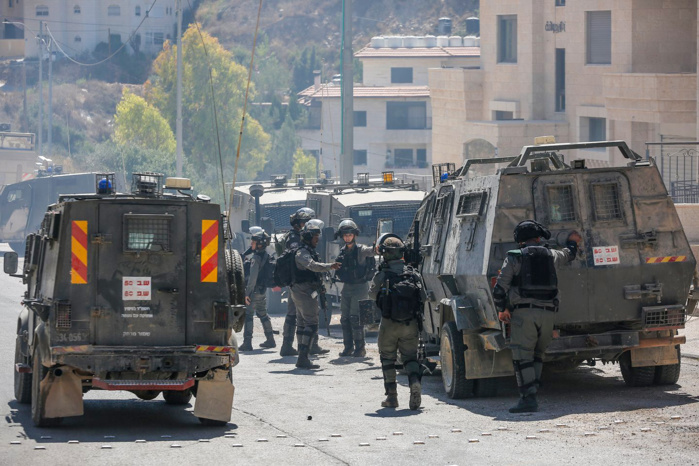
135, 5, 141, 16
498, 15, 517, 63
307, 102, 321, 129
586, 11, 611, 65
386, 102, 426, 130
36, 5, 49, 16
108, 4, 121, 16
494, 110, 514, 120
555, 48, 566, 112
153, 32, 164, 46
353, 150, 367, 166
391, 67, 413, 84
74, 5, 80, 14
394, 149, 414, 168
588, 117, 606, 141
9, 1, 12, 8
353, 111, 366, 127
417, 149, 427, 168
555, 0, 566, 5
74, 35, 81, 43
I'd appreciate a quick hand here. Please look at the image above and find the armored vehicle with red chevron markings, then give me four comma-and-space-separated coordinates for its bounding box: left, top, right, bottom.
5, 172, 246, 426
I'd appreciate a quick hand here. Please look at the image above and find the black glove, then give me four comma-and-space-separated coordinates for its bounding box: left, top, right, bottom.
565, 240, 578, 258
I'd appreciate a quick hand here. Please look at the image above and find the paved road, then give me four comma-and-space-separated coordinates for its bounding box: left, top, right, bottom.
1, 244, 698, 465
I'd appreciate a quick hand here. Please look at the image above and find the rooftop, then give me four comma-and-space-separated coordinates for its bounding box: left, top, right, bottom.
355, 46, 480, 59
298, 84, 430, 100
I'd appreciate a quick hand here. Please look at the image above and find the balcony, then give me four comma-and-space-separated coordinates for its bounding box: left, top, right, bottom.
603, 72, 696, 125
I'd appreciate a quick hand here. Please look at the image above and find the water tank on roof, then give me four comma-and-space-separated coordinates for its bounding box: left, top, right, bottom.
424, 35, 436, 47
438, 17, 452, 35
475, 37, 481, 47
466, 16, 480, 36
463, 36, 476, 47
414, 36, 426, 47
436, 35, 449, 47
448, 36, 463, 47
385, 36, 402, 48
371, 36, 385, 48
403, 36, 418, 48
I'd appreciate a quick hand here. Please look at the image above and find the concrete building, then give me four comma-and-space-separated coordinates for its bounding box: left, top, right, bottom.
0, 132, 36, 185
297, 36, 480, 179
430, 0, 698, 170
0, 0, 177, 59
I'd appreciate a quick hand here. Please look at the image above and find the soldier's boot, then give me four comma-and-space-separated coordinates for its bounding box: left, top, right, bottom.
279, 315, 298, 356
408, 373, 422, 411
239, 338, 253, 352
296, 329, 319, 369
510, 360, 539, 413
259, 317, 276, 348
381, 382, 399, 408
339, 318, 354, 356
309, 334, 330, 355
509, 394, 539, 413
350, 315, 366, 357
239, 314, 254, 351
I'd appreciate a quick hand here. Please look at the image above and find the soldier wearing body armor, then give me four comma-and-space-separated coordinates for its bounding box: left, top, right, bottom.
291, 219, 341, 369
493, 220, 581, 413
240, 227, 276, 351
369, 235, 426, 411
334, 219, 375, 358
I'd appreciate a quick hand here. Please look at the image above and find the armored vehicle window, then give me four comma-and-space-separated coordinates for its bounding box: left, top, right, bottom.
547, 185, 576, 222
124, 214, 172, 252
592, 182, 623, 221
457, 192, 487, 217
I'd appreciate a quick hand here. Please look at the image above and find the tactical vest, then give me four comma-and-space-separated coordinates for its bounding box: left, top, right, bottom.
375, 264, 423, 322
517, 246, 558, 301
335, 244, 375, 284
293, 244, 322, 285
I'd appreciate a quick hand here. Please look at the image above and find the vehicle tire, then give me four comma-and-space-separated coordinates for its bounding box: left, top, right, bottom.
9, 241, 25, 256
31, 346, 61, 427
198, 417, 227, 426
163, 389, 192, 405
14, 335, 31, 404
619, 351, 655, 387
473, 377, 499, 398
226, 249, 246, 305
654, 346, 681, 385
440, 321, 474, 399
133, 390, 160, 401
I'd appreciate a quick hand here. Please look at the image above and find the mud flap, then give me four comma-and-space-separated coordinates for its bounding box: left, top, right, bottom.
463, 334, 514, 379
194, 368, 234, 423
44, 366, 84, 418
630, 346, 679, 367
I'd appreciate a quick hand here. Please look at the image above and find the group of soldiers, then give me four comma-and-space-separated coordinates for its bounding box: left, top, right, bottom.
240, 207, 581, 414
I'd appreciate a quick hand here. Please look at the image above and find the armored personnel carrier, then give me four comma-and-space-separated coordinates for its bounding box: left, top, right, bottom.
7, 173, 245, 426
409, 141, 696, 398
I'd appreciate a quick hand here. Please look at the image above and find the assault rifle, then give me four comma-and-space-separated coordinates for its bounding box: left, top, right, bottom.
319, 279, 331, 336
404, 220, 421, 267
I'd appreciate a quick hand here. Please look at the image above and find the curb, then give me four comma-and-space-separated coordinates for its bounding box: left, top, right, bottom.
682, 353, 699, 360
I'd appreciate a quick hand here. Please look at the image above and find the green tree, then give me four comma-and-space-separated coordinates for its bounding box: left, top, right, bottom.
113, 88, 176, 154
260, 114, 298, 179
145, 25, 270, 189
292, 148, 317, 180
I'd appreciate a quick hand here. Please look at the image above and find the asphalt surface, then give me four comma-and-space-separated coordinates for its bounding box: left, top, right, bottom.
1, 244, 699, 465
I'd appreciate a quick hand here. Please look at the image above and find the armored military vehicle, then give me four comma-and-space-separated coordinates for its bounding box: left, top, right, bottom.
0, 172, 96, 253
7, 173, 245, 426
409, 141, 696, 398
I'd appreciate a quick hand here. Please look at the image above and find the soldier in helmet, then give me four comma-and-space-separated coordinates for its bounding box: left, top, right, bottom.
291, 219, 341, 369
493, 220, 581, 413
369, 235, 426, 410
276, 207, 318, 357
334, 219, 375, 357
239, 227, 276, 351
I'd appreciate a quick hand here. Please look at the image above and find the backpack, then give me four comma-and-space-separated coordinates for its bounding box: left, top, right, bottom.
517, 246, 558, 300
375, 265, 423, 322
273, 246, 298, 287
261, 255, 278, 289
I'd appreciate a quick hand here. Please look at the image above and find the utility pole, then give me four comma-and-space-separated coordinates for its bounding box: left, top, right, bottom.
47, 34, 53, 157
38, 20, 43, 156
175, 0, 184, 177
22, 60, 27, 131
340, 0, 354, 184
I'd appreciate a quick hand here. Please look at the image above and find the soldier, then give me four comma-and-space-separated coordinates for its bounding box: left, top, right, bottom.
291, 219, 341, 369
369, 235, 425, 410
239, 227, 276, 351
493, 220, 581, 413
276, 207, 318, 357
334, 219, 375, 357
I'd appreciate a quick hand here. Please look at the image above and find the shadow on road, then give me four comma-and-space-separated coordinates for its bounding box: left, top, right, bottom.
365, 407, 422, 418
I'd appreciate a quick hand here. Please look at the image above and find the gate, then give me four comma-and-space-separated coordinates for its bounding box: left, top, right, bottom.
646, 138, 699, 203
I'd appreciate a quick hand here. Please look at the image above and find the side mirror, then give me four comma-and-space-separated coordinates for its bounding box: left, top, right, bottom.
261, 217, 275, 235
4, 252, 18, 275
241, 219, 250, 234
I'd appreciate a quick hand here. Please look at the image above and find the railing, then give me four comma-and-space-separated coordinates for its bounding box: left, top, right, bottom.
646, 140, 699, 203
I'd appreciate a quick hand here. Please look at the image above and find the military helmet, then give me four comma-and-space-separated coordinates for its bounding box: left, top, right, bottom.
301, 219, 325, 241
514, 219, 551, 243
377, 233, 405, 260
290, 207, 316, 226
337, 218, 360, 237
249, 226, 271, 247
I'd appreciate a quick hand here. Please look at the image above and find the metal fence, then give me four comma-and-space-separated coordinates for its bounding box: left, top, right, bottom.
646, 138, 699, 203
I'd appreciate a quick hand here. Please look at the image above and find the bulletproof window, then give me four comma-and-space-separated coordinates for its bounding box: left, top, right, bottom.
232, 192, 244, 208
547, 185, 576, 222
457, 192, 487, 217
592, 182, 623, 221
124, 214, 172, 252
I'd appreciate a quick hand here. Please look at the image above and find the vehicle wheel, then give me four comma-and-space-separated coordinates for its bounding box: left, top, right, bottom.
163, 389, 192, 405
440, 321, 474, 399
14, 335, 31, 404
619, 351, 655, 387
198, 417, 228, 426
473, 377, 499, 398
133, 390, 160, 401
9, 241, 25, 256
31, 347, 61, 426
226, 249, 246, 305
654, 346, 681, 385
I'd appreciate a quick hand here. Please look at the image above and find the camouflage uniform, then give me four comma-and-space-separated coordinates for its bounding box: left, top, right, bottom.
242, 249, 275, 349
280, 228, 303, 353
336, 243, 375, 357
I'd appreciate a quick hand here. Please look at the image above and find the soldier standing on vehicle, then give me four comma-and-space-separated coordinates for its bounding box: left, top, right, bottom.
334, 219, 375, 358
369, 235, 426, 410
291, 219, 341, 369
493, 220, 581, 413
276, 207, 316, 357
240, 227, 276, 351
